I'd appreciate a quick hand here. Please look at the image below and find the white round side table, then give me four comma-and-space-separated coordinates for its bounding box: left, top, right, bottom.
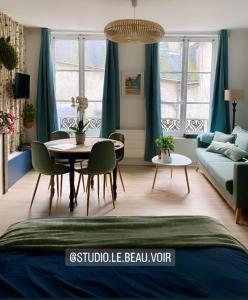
152, 153, 192, 193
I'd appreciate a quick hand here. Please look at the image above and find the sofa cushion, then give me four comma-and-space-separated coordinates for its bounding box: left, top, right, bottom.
199, 132, 215, 145
196, 148, 232, 168
207, 162, 234, 194
232, 126, 248, 152
206, 141, 248, 162
213, 131, 236, 143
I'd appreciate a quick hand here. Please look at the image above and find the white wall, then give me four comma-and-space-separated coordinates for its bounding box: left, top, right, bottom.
228, 29, 248, 129
24, 27, 41, 142
119, 44, 146, 129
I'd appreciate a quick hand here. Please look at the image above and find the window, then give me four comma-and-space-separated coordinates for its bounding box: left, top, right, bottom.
159, 37, 217, 135
53, 35, 106, 136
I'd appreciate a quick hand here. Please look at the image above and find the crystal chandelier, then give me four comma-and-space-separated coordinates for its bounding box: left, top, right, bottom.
104, 0, 165, 44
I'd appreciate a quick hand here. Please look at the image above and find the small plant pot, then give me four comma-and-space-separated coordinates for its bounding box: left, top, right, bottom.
23, 120, 34, 129
161, 149, 172, 163
75, 133, 86, 145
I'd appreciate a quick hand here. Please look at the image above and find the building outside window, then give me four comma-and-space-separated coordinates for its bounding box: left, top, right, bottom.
159, 36, 217, 135
53, 35, 106, 136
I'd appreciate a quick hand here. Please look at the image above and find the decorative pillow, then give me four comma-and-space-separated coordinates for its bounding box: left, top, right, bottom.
232, 126, 248, 152
199, 132, 215, 144
206, 141, 248, 162
213, 131, 236, 143
207, 141, 229, 154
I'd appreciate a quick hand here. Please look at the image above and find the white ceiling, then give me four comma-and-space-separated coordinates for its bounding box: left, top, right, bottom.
0, 0, 248, 32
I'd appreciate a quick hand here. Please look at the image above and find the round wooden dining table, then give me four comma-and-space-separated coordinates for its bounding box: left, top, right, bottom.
45, 137, 124, 212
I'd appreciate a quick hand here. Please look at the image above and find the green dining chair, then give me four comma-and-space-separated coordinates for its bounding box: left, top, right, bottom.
31, 141, 70, 215
76, 141, 116, 216
50, 130, 85, 198
108, 132, 125, 192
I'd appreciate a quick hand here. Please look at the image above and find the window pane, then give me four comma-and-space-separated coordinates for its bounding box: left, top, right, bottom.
161, 73, 181, 102
57, 102, 77, 131
161, 104, 181, 132
56, 71, 79, 100
86, 101, 102, 137
85, 40, 106, 71
55, 39, 79, 70
186, 104, 209, 132
188, 42, 212, 72
187, 73, 211, 102
85, 71, 104, 100
160, 42, 183, 72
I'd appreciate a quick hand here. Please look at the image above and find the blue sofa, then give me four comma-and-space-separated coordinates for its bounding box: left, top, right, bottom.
196, 128, 248, 224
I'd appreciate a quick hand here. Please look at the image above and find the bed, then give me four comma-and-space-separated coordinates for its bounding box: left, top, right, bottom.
0, 216, 248, 299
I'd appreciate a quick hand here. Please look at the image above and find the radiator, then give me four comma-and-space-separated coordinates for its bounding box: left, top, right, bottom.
117, 129, 197, 165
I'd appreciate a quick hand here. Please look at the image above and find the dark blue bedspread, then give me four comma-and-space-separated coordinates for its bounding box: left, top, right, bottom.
0, 247, 248, 299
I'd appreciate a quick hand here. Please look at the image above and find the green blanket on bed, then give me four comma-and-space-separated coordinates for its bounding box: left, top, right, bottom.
0, 216, 246, 252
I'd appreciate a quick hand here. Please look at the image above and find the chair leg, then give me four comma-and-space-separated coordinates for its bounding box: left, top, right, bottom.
103, 174, 106, 200
30, 173, 41, 208
49, 175, 55, 216
86, 175, 91, 216
79, 162, 86, 192
97, 175, 100, 200
48, 176, 51, 190
109, 173, 115, 209
56, 175, 59, 198
75, 174, 82, 200
82, 174, 85, 192
60, 174, 63, 198
118, 165, 125, 192
105, 174, 108, 188
235, 208, 242, 224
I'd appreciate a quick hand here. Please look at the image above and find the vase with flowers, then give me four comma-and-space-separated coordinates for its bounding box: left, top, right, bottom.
0, 111, 15, 134
71, 96, 88, 124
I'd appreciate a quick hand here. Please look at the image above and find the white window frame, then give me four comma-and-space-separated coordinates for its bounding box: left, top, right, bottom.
52, 33, 106, 135
160, 35, 218, 136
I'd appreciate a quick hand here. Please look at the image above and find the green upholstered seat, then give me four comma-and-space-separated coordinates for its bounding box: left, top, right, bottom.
109, 132, 124, 162
31, 141, 70, 175
30, 141, 70, 215
50, 130, 70, 140
76, 141, 116, 176
76, 141, 116, 216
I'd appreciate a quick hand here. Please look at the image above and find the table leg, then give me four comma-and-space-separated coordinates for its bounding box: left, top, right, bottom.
170, 167, 173, 179
90, 176, 94, 188
152, 165, 158, 189
69, 157, 75, 212
113, 165, 117, 200
184, 166, 190, 193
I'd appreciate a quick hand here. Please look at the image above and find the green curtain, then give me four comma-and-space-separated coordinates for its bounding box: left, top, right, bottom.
36, 28, 58, 142
101, 40, 120, 138
144, 43, 162, 161
210, 30, 230, 133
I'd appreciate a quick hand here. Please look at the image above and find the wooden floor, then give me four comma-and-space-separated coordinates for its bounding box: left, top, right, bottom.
1, 165, 248, 247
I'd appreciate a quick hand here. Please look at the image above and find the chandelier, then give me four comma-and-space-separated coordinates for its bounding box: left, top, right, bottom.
104, 0, 165, 44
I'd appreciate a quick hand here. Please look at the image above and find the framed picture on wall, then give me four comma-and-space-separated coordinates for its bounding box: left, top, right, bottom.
121, 72, 144, 97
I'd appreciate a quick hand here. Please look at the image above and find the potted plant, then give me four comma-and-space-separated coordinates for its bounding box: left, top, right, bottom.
0, 37, 18, 71
155, 135, 175, 163
23, 103, 35, 128
70, 120, 89, 145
